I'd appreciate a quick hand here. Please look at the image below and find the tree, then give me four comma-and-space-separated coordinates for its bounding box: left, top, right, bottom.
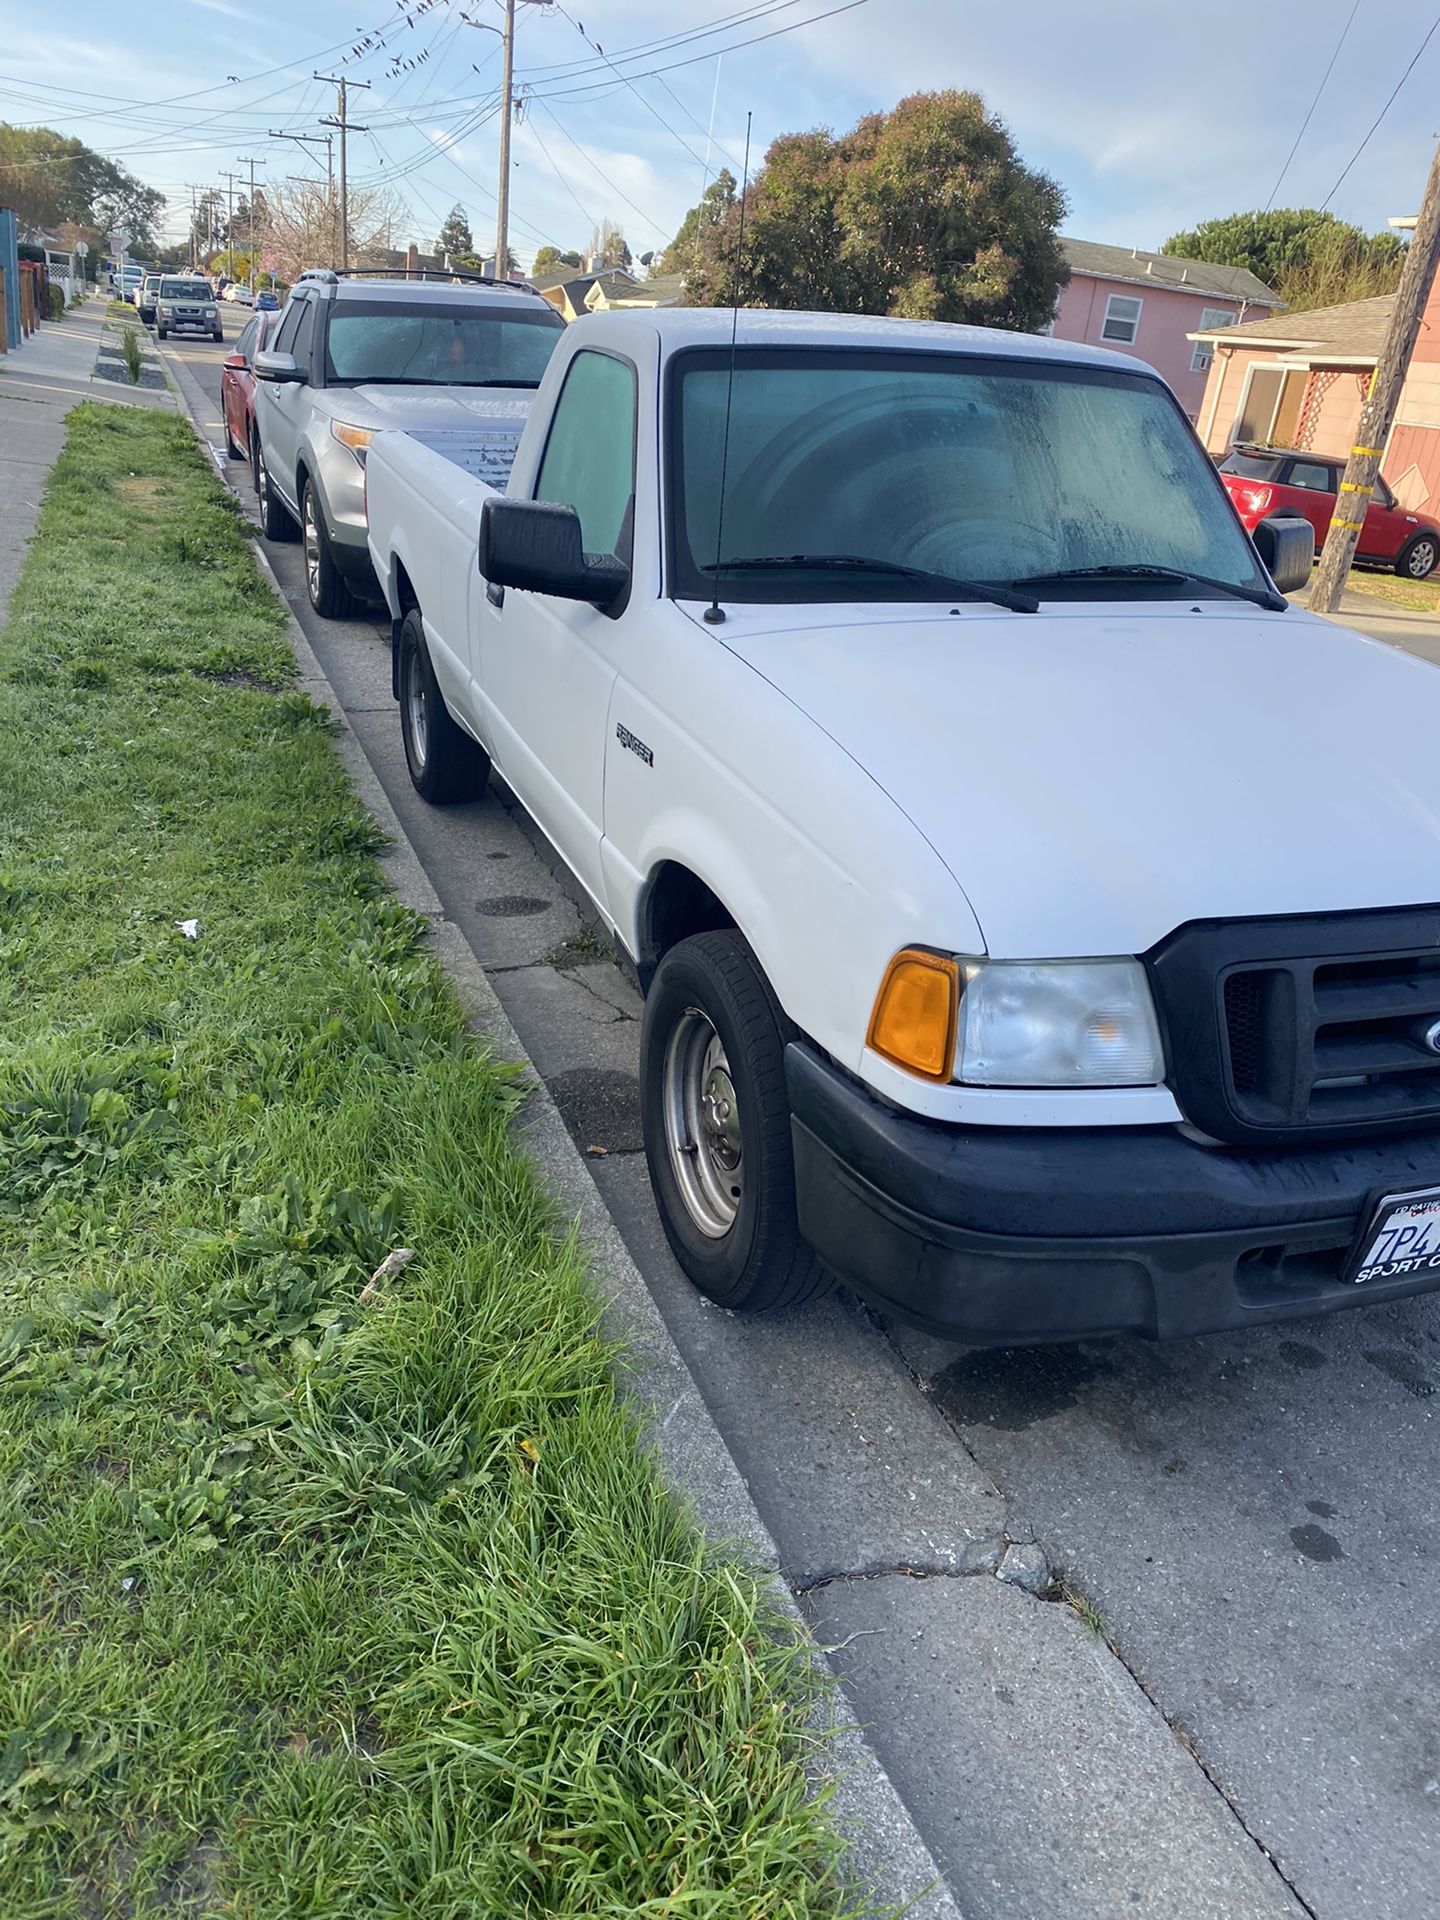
260, 176, 411, 283
658, 169, 734, 280
590, 218, 631, 271
677, 92, 1067, 330
1160, 208, 1406, 308
533, 245, 582, 272
436, 203, 473, 258
0, 123, 164, 251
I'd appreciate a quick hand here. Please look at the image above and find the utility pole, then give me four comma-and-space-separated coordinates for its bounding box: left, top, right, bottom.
268, 130, 334, 267
221, 171, 240, 279
1310, 138, 1440, 613
184, 184, 200, 268
237, 157, 264, 292
317, 74, 371, 271
464, 0, 550, 279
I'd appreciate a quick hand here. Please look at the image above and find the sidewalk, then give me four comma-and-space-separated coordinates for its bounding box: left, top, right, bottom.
1289, 581, 1440, 665
0, 293, 172, 625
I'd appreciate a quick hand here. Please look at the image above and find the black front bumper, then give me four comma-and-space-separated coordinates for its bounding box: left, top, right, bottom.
787, 1043, 1440, 1344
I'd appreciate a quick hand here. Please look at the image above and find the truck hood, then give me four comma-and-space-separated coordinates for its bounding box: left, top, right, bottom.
341, 387, 534, 430
713, 599, 1440, 956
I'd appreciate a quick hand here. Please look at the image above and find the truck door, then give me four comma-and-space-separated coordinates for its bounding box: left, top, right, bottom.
477, 347, 637, 909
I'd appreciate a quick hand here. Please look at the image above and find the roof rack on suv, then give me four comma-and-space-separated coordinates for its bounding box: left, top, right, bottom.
293, 266, 543, 296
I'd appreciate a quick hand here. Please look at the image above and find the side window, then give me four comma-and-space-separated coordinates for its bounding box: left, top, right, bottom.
1375, 476, 1396, 509
533, 350, 636, 558
273, 298, 305, 357
236, 318, 258, 363
1286, 460, 1336, 494
289, 299, 318, 376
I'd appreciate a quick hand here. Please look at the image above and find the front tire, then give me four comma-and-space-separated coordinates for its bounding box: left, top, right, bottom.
256, 440, 298, 542
156, 325, 167, 340
641, 930, 830, 1312
301, 481, 361, 620
397, 610, 490, 804
1397, 532, 1439, 581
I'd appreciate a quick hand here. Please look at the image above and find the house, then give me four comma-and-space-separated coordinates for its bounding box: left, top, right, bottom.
1048, 238, 1284, 418
1190, 282, 1440, 514
531, 266, 643, 321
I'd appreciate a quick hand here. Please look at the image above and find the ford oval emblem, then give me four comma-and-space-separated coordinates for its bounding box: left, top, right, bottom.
1426, 1018, 1440, 1056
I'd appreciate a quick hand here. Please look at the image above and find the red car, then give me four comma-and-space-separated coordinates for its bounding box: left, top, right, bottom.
220, 309, 283, 470
1219, 443, 1440, 581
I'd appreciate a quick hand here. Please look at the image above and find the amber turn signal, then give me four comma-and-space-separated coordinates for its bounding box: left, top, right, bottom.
866, 949, 959, 1082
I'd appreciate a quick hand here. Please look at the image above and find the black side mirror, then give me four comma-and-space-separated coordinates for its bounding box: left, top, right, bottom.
479, 496, 629, 611
1253, 512, 1315, 595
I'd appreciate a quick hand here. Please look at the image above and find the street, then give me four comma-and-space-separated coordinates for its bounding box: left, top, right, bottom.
163, 308, 1440, 1920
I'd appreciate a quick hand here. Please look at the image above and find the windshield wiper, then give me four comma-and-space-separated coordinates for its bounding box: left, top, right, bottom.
342, 377, 542, 389
1012, 564, 1285, 612
703, 554, 1038, 614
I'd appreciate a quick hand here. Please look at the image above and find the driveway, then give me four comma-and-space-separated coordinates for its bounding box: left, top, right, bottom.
156, 314, 1440, 1920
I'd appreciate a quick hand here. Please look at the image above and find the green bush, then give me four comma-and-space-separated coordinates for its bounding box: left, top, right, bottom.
47, 282, 64, 320
120, 327, 143, 384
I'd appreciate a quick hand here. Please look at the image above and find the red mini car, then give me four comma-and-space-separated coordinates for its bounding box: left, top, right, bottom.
1219, 443, 1440, 581
220, 309, 283, 470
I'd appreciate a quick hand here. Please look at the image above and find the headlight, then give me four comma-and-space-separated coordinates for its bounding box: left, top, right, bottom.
331, 420, 376, 463
205, 306, 217, 318
957, 959, 1164, 1087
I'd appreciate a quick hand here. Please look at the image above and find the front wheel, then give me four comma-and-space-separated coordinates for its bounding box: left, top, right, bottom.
397, 610, 490, 804
641, 930, 830, 1312
1397, 532, 1439, 581
156, 325, 167, 340
212, 330, 224, 342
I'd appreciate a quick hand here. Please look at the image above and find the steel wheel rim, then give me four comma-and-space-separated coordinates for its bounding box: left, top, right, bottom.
404, 644, 429, 769
303, 494, 320, 600
1409, 539, 1436, 578
662, 1007, 743, 1238
257, 451, 270, 512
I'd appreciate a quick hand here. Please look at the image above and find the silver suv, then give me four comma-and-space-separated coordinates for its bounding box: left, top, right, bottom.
252, 269, 566, 618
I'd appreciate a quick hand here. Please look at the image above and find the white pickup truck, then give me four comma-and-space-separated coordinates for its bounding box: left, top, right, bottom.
364, 305, 1440, 1346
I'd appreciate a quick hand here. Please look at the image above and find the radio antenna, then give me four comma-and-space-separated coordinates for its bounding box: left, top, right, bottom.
703, 110, 752, 627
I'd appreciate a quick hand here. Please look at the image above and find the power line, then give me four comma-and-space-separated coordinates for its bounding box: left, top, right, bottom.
1320, 13, 1440, 211
1264, 0, 1360, 211
524, 115, 600, 229
528, 97, 669, 236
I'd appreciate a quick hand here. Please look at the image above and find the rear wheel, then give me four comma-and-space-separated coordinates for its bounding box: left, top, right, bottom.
256, 440, 297, 542
301, 480, 361, 620
641, 930, 830, 1312
1397, 532, 1439, 581
397, 610, 490, 804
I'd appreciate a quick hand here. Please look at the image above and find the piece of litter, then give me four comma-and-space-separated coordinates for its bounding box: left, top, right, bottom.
358, 1246, 415, 1303
121, 1576, 135, 1592
175, 919, 200, 940
586, 1145, 608, 1157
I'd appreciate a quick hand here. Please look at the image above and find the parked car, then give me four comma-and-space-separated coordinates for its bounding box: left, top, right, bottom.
252, 269, 564, 617
350, 307, 1440, 1357
220, 309, 284, 464
255, 290, 280, 312
1219, 443, 1440, 581
154, 276, 224, 342
118, 266, 144, 302
226, 284, 255, 308
138, 273, 164, 324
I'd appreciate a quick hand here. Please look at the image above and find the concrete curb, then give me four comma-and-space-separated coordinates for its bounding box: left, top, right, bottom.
158, 334, 962, 1920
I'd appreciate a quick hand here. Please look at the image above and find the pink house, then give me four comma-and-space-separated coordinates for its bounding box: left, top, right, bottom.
1046, 238, 1283, 418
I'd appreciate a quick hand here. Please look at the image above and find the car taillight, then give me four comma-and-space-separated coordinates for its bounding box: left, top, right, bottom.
1237, 484, 1273, 515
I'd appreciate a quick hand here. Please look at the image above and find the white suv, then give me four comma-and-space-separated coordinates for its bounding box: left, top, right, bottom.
252, 269, 565, 618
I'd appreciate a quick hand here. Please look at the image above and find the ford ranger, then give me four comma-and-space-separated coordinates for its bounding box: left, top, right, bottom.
363, 307, 1440, 1347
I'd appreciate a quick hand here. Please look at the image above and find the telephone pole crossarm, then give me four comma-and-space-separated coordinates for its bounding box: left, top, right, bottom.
316, 72, 372, 272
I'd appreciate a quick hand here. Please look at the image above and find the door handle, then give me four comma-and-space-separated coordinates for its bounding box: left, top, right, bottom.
486, 582, 505, 609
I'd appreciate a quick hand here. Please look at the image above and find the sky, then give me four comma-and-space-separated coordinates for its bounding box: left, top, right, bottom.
0, 0, 1437, 270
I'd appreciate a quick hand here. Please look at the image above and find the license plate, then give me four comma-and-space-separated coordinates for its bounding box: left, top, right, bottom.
1347, 1185, 1440, 1284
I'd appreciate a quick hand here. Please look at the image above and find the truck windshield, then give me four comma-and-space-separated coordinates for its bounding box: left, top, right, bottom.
325, 304, 564, 388
668, 348, 1271, 604
159, 280, 210, 300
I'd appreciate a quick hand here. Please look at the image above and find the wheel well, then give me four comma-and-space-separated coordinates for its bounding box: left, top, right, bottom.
639, 863, 736, 985
390, 559, 419, 701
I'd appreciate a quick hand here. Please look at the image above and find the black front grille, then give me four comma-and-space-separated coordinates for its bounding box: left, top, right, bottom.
1152, 907, 1440, 1145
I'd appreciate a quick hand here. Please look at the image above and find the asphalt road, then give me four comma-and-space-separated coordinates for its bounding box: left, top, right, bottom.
160, 310, 1440, 1920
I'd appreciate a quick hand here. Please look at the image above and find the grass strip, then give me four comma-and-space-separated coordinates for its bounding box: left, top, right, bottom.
0, 403, 859, 1919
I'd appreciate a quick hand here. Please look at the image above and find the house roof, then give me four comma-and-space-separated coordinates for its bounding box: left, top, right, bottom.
1189, 291, 1395, 362
1061, 237, 1282, 307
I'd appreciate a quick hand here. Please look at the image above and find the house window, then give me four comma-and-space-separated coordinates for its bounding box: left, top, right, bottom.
1101, 293, 1143, 343
1191, 306, 1236, 374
